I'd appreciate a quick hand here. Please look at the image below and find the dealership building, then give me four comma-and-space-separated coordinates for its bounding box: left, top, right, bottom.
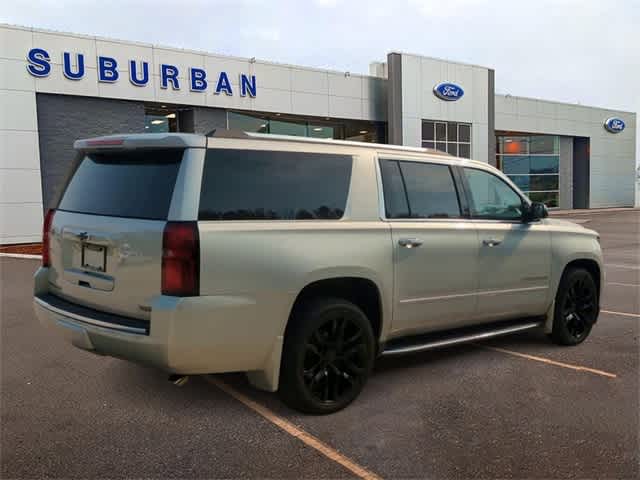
0, 23, 637, 244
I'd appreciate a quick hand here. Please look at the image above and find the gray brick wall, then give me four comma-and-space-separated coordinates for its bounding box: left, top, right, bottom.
192, 107, 227, 135
36, 93, 145, 209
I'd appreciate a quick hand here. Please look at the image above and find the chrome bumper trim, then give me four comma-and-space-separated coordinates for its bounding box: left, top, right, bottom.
34, 296, 147, 335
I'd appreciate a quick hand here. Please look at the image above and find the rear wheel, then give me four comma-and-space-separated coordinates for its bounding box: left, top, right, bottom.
278, 298, 375, 414
551, 267, 598, 346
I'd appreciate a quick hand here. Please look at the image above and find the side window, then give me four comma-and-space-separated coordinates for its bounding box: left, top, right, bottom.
379, 159, 462, 219
399, 161, 461, 218
199, 149, 352, 220
462, 168, 524, 220
379, 160, 409, 218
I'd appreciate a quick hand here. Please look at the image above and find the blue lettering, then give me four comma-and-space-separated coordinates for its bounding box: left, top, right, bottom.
240, 74, 256, 97
98, 56, 119, 82
160, 64, 180, 90
190, 68, 207, 92
62, 52, 85, 80
26, 48, 51, 77
129, 60, 149, 86
215, 71, 233, 95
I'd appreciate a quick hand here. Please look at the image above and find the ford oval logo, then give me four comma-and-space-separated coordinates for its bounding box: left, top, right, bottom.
604, 117, 625, 133
433, 82, 464, 101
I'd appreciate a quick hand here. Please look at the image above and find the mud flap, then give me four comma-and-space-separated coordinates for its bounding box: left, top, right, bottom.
543, 300, 555, 334
246, 335, 283, 392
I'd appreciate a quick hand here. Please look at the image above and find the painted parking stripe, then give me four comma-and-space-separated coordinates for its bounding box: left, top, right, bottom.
601, 309, 640, 318
607, 282, 640, 288
605, 264, 640, 270
205, 376, 382, 480
476, 345, 617, 378
0, 253, 42, 260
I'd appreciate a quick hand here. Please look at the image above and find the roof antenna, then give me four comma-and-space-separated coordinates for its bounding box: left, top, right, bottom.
205, 128, 217, 137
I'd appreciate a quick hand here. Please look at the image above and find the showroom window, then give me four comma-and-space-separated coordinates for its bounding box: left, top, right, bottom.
421, 120, 472, 158
228, 111, 386, 143
144, 106, 178, 133
496, 135, 559, 208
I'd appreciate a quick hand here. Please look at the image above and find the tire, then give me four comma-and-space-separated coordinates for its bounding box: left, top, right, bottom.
278, 297, 375, 414
551, 267, 599, 346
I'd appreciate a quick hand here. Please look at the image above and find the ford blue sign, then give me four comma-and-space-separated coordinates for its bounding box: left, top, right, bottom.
604, 117, 625, 133
433, 82, 464, 101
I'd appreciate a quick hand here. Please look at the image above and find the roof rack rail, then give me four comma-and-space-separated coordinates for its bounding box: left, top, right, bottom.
232, 131, 452, 156
205, 128, 249, 138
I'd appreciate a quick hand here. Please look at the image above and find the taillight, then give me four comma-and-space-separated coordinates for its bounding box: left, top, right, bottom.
42, 209, 55, 267
161, 221, 199, 296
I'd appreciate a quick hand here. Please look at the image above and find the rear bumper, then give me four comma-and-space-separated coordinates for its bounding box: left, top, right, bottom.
33, 293, 170, 370
32, 267, 287, 388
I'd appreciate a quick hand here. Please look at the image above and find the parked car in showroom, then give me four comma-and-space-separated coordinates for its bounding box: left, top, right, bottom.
34, 131, 603, 414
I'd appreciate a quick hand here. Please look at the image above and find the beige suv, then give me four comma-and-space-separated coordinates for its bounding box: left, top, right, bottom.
34, 132, 603, 414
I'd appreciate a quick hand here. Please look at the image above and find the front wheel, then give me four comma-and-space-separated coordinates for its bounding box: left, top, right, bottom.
278, 298, 375, 414
551, 267, 599, 346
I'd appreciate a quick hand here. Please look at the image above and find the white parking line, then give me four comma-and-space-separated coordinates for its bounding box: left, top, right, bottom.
477, 345, 618, 378
605, 264, 640, 270
0, 253, 42, 260
601, 309, 640, 318
607, 282, 640, 288
205, 376, 382, 480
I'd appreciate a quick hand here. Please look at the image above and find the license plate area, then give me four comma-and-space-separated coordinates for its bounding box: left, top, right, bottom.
81, 243, 106, 273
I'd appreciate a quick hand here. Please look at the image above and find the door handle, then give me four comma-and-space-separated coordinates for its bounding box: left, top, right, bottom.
482, 238, 502, 247
398, 238, 423, 248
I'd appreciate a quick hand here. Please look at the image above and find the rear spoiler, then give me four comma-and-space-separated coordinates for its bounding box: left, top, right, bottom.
74, 133, 206, 151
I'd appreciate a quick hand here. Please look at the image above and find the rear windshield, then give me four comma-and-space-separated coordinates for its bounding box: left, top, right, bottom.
198, 149, 353, 220
58, 149, 183, 220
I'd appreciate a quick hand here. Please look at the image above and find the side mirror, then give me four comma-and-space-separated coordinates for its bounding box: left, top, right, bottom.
523, 202, 548, 222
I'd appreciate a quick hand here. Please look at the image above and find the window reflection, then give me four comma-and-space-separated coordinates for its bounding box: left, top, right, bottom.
496, 134, 560, 208
198, 149, 353, 221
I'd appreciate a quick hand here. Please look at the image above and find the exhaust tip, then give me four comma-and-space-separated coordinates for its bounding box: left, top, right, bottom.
168, 374, 189, 387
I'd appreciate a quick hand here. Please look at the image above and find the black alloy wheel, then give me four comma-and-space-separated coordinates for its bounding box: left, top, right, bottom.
302, 314, 368, 405
279, 298, 375, 414
552, 268, 598, 345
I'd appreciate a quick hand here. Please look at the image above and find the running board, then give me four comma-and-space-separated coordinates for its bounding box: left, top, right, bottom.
381, 319, 543, 357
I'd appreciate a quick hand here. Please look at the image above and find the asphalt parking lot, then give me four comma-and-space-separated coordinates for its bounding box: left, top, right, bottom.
1, 210, 638, 479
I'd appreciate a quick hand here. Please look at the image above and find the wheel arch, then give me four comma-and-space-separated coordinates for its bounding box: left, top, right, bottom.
562, 258, 602, 298
286, 276, 384, 347
544, 256, 603, 334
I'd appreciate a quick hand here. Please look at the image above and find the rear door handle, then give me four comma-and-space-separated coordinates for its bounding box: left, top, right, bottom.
482, 238, 502, 247
398, 238, 423, 248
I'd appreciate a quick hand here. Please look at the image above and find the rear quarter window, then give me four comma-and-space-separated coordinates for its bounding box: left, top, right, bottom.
198, 149, 353, 220
58, 149, 183, 220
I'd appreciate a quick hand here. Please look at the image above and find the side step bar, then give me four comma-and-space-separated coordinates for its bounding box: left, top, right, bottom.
381, 320, 543, 357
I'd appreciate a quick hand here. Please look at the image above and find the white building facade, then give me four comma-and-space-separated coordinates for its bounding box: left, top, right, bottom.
0, 24, 636, 244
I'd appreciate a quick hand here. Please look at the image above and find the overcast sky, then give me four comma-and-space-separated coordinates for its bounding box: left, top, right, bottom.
2, 0, 638, 164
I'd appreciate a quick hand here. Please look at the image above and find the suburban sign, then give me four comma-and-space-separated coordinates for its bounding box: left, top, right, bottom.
26, 47, 257, 97
603, 117, 625, 134
433, 82, 464, 101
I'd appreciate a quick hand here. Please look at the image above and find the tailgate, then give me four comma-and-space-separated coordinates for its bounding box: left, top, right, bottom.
47, 148, 185, 319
